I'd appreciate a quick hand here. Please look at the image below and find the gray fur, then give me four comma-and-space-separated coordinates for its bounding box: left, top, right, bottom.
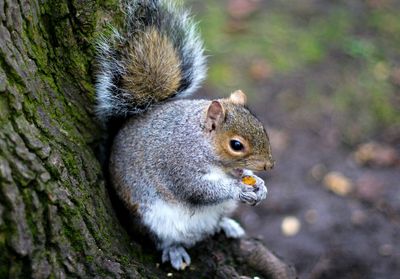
162, 245, 191, 270
110, 99, 267, 270
110, 99, 259, 207
95, 0, 206, 121
219, 217, 246, 238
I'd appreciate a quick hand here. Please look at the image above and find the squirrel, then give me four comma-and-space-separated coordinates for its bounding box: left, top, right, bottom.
96, 0, 274, 270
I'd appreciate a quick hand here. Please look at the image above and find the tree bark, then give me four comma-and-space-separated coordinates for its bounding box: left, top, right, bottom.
0, 0, 296, 278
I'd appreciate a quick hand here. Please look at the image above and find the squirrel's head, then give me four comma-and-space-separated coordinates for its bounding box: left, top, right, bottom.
203, 90, 274, 173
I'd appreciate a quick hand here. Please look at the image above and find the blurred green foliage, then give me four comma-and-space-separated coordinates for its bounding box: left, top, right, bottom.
190, 0, 400, 144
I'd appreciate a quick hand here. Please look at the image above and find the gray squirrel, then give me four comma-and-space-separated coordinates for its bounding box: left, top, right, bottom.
96, 0, 274, 270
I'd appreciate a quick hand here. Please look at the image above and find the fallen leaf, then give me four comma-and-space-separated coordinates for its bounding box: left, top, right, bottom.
281, 216, 301, 236
354, 142, 399, 167
323, 172, 353, 196
227, 0, 260, 19
355, 174, 384, 202
249, 59, 273, 81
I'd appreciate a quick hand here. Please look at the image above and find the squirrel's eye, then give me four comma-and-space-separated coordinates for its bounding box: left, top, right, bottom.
230, 140, 244, 151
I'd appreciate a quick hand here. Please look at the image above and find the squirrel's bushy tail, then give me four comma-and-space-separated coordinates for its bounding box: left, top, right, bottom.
96, 0, 206, 121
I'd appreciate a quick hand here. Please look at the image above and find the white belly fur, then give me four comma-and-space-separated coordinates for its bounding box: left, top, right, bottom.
142, 199, 238, 248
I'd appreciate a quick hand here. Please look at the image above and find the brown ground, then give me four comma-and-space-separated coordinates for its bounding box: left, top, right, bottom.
218, 82, 400, 279
194, 1, 400, 277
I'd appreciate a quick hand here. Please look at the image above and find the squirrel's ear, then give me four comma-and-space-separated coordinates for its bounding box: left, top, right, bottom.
229, 90, 247, 106
205, 101, 225, 131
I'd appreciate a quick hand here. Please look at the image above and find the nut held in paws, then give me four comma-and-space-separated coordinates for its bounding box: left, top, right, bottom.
242, 176, 257, 186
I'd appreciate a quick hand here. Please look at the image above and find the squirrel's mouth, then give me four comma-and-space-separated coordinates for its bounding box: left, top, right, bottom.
231, 168, 244, 177
231, 164, 270, 177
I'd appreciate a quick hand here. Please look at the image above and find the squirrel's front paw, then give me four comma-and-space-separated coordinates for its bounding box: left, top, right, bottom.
162, 245, 191, 270
239, 175, 267, 206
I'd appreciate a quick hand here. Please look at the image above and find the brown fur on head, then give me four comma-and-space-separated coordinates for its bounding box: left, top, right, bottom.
121, 27, 182, 107
203, 90, 274, 172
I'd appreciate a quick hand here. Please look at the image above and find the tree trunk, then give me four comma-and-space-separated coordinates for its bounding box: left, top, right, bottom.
0, 0, 296, 278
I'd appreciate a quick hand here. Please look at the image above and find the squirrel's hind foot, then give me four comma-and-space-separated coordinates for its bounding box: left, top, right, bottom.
162, 245, 191, 270
219, 217, 245, 238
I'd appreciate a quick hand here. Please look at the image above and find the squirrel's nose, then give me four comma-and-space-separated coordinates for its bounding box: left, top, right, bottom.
264, 160, 275, 170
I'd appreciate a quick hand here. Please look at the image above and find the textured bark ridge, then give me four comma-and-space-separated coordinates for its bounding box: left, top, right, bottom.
0, 0, 296, 278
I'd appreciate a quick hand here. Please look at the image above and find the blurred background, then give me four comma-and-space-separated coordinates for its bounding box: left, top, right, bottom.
189, 0, 400, 278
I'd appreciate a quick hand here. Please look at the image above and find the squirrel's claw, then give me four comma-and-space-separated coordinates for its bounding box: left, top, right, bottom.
239, 191, 258, 205
162, 245, 191, 270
